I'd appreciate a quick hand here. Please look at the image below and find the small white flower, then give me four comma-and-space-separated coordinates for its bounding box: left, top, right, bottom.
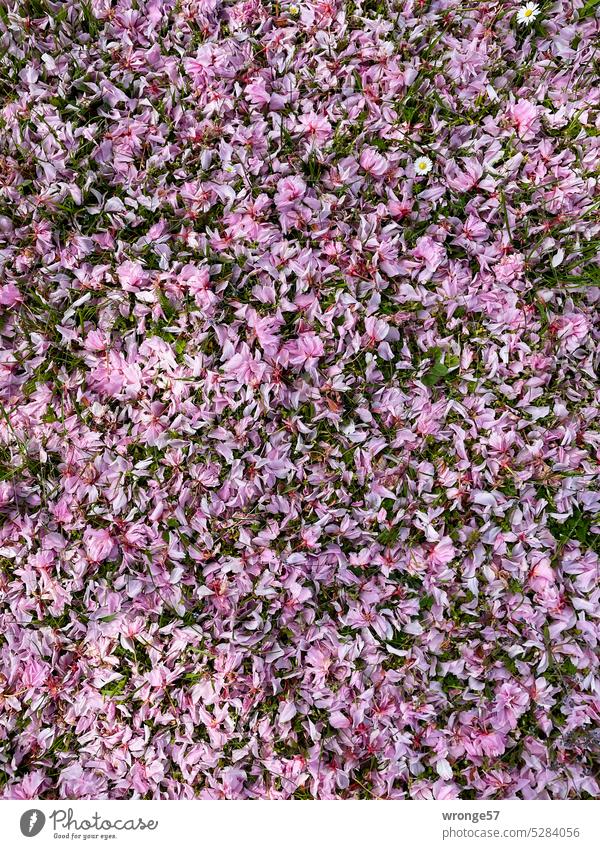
414, 155, 433, 176
517, 2, 541, 25
289, 3, 299, 14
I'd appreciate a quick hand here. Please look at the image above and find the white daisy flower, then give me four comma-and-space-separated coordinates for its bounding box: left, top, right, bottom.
414, 155, 433, 176
517, 2, 541, 25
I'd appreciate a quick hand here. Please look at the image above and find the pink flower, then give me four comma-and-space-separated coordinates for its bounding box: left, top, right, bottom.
83, 329, 108, 352
444, 157, 484, 192
553, 312, 590, 352
0, 481, 13, 507
494, 682, 530, 731
283, 332, 324, 367
274, 176, 307, 211
247, 309, 281, 356
359, 147, 389, 177
184, 45, 214, 85
529, 556, 555, 592
83, 528, 115, 562
0, 283, 22, 307
364, 316, 389, 344
52, 498, 73, 524
116, 260, 147, 290
297, 111, 332, 146
493, 253, 525, 283
2, 771, 49, 799
279, 701, 297, 723
413, 235, 445, 274
508, 98, 540, 140
330, 710, 351, 729
22, 659, 49, 689
465, 731, 507, 758
429, 537, 455, 567
179, 263, 216, 310
245, 79, 270, 108
223, 342, 267, 385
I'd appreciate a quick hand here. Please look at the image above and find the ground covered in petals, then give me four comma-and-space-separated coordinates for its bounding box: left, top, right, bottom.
0, 0, 599, 800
